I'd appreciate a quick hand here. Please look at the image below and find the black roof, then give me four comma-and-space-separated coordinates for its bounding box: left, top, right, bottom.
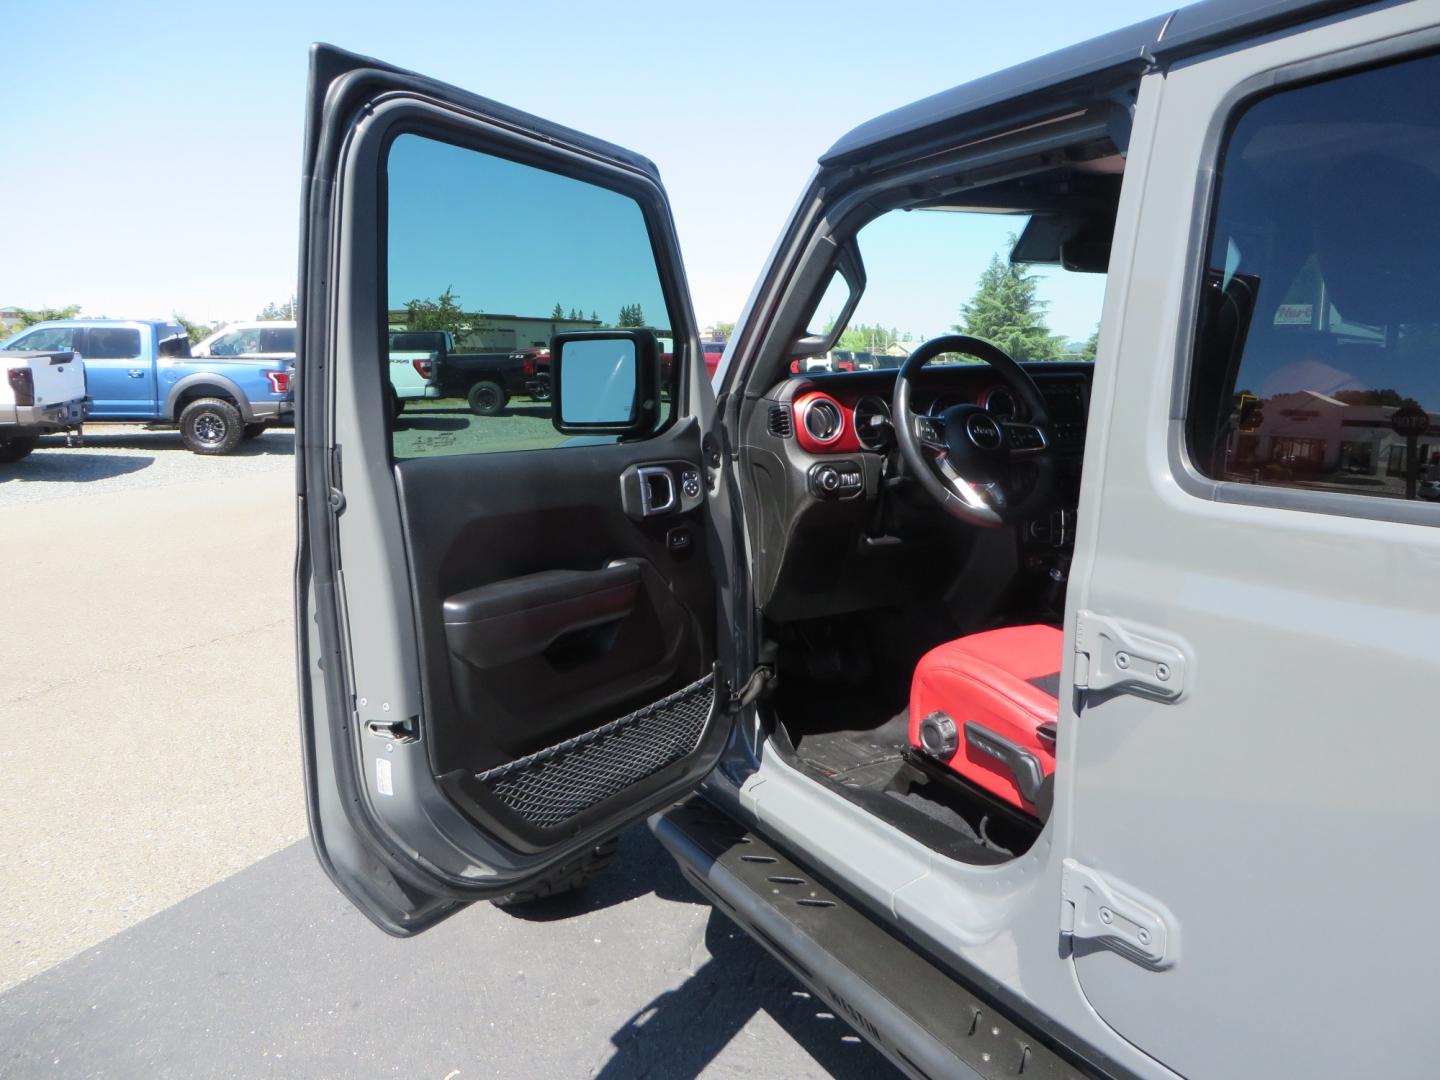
821, 0, 1387, 166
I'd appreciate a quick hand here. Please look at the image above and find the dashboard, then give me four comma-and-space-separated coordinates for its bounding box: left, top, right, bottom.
742, 363, 1094, 621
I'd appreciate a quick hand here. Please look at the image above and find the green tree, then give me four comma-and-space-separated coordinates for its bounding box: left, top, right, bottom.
617, 303, 646, 328
711, 320, 736, 341
402, 286, 485, 339
1077, 327, 1100, 362
257, 296, 296, 321
953, 247, 1066, 362
10, 304, 82, 329
590, 309, 598, 322
551, 302, 565, 319
836, 323, 900, 352
173, 312, 219, 344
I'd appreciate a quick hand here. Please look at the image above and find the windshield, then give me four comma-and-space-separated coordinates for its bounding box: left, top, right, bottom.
800, 208, 1107, 373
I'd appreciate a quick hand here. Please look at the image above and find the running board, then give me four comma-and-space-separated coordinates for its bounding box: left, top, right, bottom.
650, 798, 1095, 1080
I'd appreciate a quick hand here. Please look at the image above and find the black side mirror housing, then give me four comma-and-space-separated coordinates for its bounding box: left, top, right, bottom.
550, 330, 661, 436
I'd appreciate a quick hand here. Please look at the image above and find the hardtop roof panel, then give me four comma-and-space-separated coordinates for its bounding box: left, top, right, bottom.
820, 0, 1384, 167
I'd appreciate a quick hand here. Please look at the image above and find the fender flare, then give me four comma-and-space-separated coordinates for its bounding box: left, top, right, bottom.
164, 372, 256, 422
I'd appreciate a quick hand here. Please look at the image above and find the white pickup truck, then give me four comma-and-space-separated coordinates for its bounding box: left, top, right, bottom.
0, 349, 88, 462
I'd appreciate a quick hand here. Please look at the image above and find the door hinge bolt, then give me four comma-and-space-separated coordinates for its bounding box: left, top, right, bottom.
1155, 663, 1170, 681
1115, 652, 1130, 670
1099, 907, 1114, 924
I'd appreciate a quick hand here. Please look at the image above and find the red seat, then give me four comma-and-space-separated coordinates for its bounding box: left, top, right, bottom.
908, 625, 1063, 816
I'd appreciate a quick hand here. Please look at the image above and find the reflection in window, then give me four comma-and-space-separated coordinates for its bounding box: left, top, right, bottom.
1187, 51, 1440, 505
385, 133, 674, 460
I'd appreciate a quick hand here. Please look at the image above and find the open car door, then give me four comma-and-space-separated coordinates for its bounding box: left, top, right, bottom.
296, 45, 736, 934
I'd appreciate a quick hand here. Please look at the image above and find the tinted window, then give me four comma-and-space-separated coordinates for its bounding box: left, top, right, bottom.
85, 328, 142, 359
1187, 52, 1440, 504
385, 133, 673, 459
258, 327, 295, 353
6, 327, 76, 352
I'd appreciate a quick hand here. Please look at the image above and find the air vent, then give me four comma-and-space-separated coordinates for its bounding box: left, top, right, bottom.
802, 398, 843, 444
768, 403, 793, 438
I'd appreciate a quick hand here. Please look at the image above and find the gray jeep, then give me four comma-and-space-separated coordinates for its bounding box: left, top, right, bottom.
295, 3, 1440, 1076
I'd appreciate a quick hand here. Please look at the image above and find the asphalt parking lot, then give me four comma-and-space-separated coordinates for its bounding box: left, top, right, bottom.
0, 422, 898, 1079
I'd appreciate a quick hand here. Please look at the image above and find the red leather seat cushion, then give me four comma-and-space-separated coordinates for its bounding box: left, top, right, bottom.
908, 624, 1063, 813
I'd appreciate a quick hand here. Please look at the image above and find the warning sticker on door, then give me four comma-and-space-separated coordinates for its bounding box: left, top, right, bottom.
376, 757, 394, 796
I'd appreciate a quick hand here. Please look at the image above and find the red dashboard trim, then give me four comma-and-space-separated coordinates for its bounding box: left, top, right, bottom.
792, 391, 863, 454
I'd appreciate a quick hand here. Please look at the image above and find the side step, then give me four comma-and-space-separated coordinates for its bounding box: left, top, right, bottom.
651, 798, 1097, 1080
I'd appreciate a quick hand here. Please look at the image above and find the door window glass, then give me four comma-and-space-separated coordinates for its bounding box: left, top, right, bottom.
1186, 52, 1440, 504
210, 329, 262, 356
258, 327, 295, 353
7, 327, 77, 352
385, 132, 674, 459
84, 328, 142, 359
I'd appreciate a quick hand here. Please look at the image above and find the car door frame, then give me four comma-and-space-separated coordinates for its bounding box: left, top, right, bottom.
1056, 7, 1440, 1077
296, 45, 746, 934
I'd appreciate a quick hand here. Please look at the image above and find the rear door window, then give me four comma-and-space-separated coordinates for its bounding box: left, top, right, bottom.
84, 328, 143, 359
258, 327, 296, 352
1185, 51, 1440, 505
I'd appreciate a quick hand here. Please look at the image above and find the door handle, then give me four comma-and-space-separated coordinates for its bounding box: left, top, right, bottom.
127, 369, 146, 378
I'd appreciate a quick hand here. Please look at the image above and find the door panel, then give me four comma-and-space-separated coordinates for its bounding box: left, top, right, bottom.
77, 327, 155, 416
395, 423, 716, 851
1062, 11, 1440, 1078
296, 44, 732, 932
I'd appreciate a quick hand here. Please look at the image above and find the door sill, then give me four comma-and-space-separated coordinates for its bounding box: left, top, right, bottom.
651, 797, 1097, 1080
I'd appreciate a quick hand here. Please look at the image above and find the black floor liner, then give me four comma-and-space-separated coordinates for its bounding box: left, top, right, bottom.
788, 712, 1024, 865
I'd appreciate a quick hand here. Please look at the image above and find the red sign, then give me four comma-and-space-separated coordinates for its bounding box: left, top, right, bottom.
1390, 405, 1430, 438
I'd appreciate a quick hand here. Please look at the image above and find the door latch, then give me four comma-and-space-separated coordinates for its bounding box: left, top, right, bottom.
1074, 610, 1186, 701
1061, 859, 1177, 970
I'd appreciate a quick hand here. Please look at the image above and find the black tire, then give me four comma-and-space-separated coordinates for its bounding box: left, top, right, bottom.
529, 374, 552, 402
179, 397, 244, 455
242, 423, 267, 440
467, 380, 508, 417
387, 385, 403, 422
491, 837, 619, 910
0, 435, 38, 463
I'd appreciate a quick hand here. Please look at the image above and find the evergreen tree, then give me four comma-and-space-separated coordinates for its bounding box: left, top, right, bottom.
953, 248, 1065, 361
551, 302, 564, 319
590, 310, 598, 322
1078, 327, 1099, 362
617, 303, 646, 327
257, 296, 296, 321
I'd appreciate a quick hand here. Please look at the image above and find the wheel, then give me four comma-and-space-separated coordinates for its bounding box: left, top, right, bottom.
491, 837, 619, 910
0, 435, 38, 463
529, 374, 552, 402
467, 380, 508, 417
242, 423, 267, 440
178, 397, 244, 455
387, 385, 403, 422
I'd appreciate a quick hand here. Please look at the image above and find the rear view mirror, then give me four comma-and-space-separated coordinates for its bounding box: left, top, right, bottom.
551, 330, 660, 436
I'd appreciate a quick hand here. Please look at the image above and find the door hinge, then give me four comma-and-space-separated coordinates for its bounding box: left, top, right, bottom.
1061, 858, 1177, 970
727, 665, 776, 712
1074, 610, 1186, 701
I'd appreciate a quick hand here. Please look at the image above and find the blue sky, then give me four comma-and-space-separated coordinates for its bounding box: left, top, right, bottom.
1, 0, 1164, 339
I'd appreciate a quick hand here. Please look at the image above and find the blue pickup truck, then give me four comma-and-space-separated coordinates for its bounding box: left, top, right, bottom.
0, 319, 293, 454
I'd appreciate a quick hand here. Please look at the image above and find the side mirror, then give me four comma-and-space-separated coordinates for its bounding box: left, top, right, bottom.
550, 330, 660, 436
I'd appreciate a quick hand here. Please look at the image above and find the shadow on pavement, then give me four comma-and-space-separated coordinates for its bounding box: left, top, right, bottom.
596, 910, 895, 1079
34, 429, 296, 457
0, 452, 154, 484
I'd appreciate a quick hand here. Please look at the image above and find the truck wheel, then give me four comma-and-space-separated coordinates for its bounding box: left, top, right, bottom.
0, 435, 38, 463
242, 423, 266, 440
467, 380, 508, 417
529, 374, 552, 402
388, 386, 403, 422
491, 837, 618, 910
179, 397, 244, 455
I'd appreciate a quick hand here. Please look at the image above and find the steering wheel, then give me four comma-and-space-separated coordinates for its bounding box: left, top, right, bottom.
892, 334, 1056, 527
